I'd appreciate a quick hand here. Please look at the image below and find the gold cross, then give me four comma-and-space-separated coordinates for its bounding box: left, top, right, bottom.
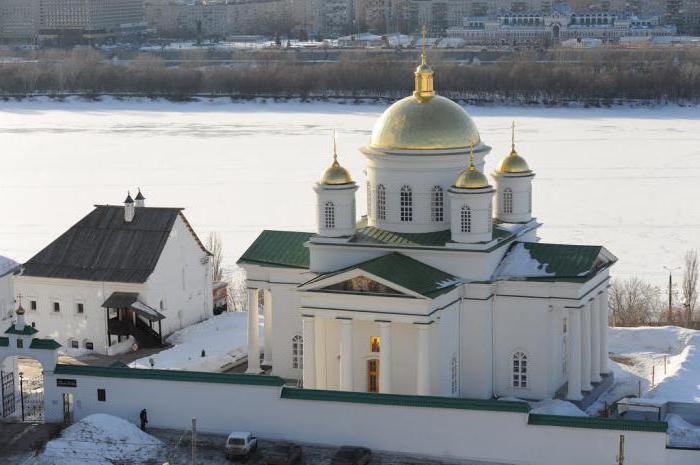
421, 25, 427, 65
511, 121, 516, 151
332, 129, 338, 162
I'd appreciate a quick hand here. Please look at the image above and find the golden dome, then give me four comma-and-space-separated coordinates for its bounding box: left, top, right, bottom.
497, 148, 531, 174
370, 95, 481, 151
320, 133, 353, 185
16, 304, 25, 316
497, 122, 531, 174
454, 164, 490, 189
369, 26, 480, 152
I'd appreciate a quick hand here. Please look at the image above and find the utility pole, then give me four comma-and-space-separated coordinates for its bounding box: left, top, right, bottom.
192, 417, 197, 465
663, 266, 680, 323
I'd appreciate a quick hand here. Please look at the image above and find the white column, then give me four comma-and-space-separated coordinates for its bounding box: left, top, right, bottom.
416, 324, 431, 396
600, 290, 611, 375
246, 288, 261, 374
379, 322, 392, 394
567, 309, 583, 401
262, 290, 273, 367
302, 316, 316, 389
581, 303, 592, 391
590, 296, 602, 383
339, 319, 353, 391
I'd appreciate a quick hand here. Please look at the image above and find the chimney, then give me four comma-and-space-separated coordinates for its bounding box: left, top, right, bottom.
135, 188, 146, 208
124, 192, 135, 222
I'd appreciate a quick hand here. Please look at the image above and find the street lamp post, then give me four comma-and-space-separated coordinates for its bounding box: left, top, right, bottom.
19, 371, 24, 422
663, 266, 681, 323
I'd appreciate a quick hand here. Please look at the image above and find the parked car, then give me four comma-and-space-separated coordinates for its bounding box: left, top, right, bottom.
331, 446, 372, 465
225, 432, 258, 459
264, 442, 302, 465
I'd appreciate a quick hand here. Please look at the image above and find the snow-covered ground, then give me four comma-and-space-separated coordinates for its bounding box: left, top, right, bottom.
0, 98, 699, 288
31, 413, 165, 465
130, 311, 259, 371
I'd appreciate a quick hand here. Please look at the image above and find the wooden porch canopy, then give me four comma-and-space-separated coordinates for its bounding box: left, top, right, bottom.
101, 292, 165, 321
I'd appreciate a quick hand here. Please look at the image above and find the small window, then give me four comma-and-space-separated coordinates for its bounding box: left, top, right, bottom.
376, 184, 386, 221
503, 188, 514, 215
400, 185, 413, 222
53, 301, 60, 312
512, 351, 528, 388
71, 340, 79, 349
460, 205, 472, 233
291, 335, 303, 369
324, 201, 335, 229
97, 389, 106, 402
85, 342, 94, 350
431, 186, 444, 223
76, 303, 84, 314
30, 300, 37, 311
370, 336, 381, 353
16, 338, 23, 349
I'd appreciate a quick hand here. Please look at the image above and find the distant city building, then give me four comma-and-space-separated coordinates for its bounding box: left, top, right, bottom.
446, 6, 675, 46
38, 0, 147, 42
0, 0, 39, 41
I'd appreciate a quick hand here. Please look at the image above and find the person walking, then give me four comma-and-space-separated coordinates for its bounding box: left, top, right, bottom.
140, 409, 148, 431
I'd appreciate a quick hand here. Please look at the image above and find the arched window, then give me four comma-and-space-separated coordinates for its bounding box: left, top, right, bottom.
431, 186, 444, 223
292, 335, 303, 369
324, 201, 335, 229
376, 184, 386, 221
460, 205, 471, 233
503, 188, 513, 215
400, 185, 413, 222
366, 182, 372, 217
512, 351, 528, 388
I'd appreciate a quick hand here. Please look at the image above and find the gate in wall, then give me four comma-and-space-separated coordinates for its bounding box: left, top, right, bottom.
20, 374, 44, 422
1, 371, 15, 418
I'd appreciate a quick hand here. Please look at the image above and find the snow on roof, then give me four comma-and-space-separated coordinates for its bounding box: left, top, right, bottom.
0, 255, 19, 278
496, 242, 555, 279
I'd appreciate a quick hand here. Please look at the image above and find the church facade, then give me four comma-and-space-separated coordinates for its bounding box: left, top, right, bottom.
238, 52, 615, 401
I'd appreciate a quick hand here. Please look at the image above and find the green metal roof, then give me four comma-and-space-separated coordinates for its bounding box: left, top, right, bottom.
0, 337, 7, 347
237, 230, 313, 269
303, 253, 461, 298
351, 225, 512, 248
5, 324, 39, 336
281, 387, 530, 413
525, 243, 604, 277
29, 338, 62, 350
53, 363, 286, 387
528, 414, 668, 433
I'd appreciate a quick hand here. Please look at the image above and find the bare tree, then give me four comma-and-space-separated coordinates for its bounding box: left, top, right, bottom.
682, 249, 699, 325
207, 232, 224, 282
227, 267, 247, 312
609, 277, 663, 327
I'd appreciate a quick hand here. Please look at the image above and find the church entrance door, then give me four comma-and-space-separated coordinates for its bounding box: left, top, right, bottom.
367, 359, 379, 393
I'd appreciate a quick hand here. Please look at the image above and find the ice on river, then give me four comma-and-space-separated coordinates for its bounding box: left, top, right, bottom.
1, 97, 699, 287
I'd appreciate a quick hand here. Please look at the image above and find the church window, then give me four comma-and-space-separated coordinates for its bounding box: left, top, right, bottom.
85, 341, 94, 350
324, 201, 335, 229
512, 351, 528, 388
292, 335, 303, 369
53, 301, 60, 312
16, 338, 23, 349
431, 186, 444, 223
71, 340, 79, 349
377, 184, 386, 220
30, 300, 37, 311
451, 355, 459, 396
367, 182, 372, 217
400, 186, 413, 222
370, 336, 380, 353
460, 206, 472, 233
503, 188, 513, 215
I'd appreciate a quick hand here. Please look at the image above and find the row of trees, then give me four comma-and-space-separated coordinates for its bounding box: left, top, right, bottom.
610, 250, 699, 327
1, 47, 700, 102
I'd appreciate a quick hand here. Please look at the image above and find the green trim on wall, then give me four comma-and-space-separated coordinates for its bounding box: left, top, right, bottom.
53, 364, 286, 387
0, 337, 7, 347
5, 325, 39, 336
528, 414, 668, 432
281, 387, 531, 413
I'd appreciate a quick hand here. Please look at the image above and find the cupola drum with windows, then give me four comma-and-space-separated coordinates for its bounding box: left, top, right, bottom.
493, 123, 535, 224
448, 146, 495, 244
314, 135, 358, 238
361, 28, 492, 234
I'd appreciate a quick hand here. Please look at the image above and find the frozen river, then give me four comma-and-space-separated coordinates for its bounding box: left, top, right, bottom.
1, 98, 698, 288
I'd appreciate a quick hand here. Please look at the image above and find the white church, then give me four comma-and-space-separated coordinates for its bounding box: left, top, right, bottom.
238, 51, 616, 402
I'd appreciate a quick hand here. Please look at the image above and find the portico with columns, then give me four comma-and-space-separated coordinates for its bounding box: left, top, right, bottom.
238, 48, 616, 402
